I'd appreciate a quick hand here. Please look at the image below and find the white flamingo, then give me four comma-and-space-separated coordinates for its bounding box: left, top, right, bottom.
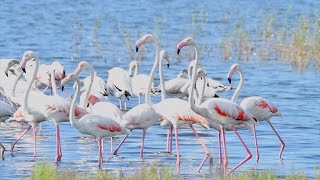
106, 61, 134, 110
227, 63, 285, 161
9, 51, 47, 157
113, 34, 162, 158
178, 37, 256, 175
61, 72, 127, 167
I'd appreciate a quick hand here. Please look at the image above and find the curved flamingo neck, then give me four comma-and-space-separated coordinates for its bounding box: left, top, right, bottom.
231, 69, 244, 103
196, 72, 206, 105
159, 52, 167, 101
12, 71, 24, 98
50, 68, 58, 96
128, 61, 139, 76
81, 64, 95, 109
69, 76, 81, 129
23, 58, 39, 113
188, 43, 206, 114
145, 39, 160, 105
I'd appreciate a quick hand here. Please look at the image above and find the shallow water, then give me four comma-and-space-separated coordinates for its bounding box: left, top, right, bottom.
0, 0, 320, 179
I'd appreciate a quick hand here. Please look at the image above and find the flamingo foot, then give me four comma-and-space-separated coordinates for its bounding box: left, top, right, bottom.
227, 153, 252, 175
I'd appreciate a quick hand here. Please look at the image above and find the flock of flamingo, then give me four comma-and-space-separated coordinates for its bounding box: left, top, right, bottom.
0, 34, 285, 175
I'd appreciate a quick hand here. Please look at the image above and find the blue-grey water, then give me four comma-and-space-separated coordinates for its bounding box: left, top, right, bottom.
0, 0, 319, 179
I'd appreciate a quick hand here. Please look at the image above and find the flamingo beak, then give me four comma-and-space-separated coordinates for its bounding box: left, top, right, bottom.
61, 86, 64, 91
136, 46, 139, 52
22, 68, 26, 73
177, 48, 181, 55
228, 78, 231, 84
5, 72, 8, 77
167, 64, 170, 68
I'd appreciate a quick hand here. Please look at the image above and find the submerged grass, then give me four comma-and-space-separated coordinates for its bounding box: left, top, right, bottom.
30, 162, 319, 180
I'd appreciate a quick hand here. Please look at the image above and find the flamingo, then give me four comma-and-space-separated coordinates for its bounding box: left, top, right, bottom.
130, 60, 153, 104
41, 63, 87, 162
177, 37, 256, 175
152, 46, 211, 174
61, 72, 127, 167
74, 61, 122, 152
113, 34, 162, 158
106, 61, 133, 110
227, 63, 285, 160
9, 51, 47, 157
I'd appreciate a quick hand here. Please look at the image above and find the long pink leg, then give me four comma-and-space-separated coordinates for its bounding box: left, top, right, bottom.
140, 129, 146, 158
98, 138, 103, 167
11, 125, 32, 156
169, 127, 173, 153
55, 124, 62, 162
253, 125, 259, 161
217, 131, 222, 169
267, 120, 285, 159
174, 128, 180, 174
220, 125, 228, 175
0, 143, 4, 160
33, 127, 37, 158
113, 134, 129, 155
166, 128, 169, 152
110, 137, 113, 153
190, 125, 210, 173
227, 126, 252, 175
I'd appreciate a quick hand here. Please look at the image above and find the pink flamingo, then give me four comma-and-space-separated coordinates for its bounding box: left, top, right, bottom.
61, 72, 127, 167
113, 34, 163, 158
114, 34, 170, 157
74, 61, 122, 153
227, 63, 285, 160
152, 46, 211, 174
42, 64, 87, 162
178, 37, 256, 175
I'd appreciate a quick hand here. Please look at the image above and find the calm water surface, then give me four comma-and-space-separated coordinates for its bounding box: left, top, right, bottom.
0, 0, 319, 179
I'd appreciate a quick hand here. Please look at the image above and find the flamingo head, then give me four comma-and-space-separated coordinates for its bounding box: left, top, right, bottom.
227, 63, 240, 84
52, 61, 66, 80
135, 34, 155, 52
4, 59, 19, 77
195, 68, 207, 80
160, 50, 171, 68
20, 51, 38, 73
177, 37, 195, 55
61, 72, 78, 91
74, 61, 90, 75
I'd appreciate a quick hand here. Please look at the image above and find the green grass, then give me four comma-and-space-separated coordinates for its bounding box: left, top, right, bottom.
30, 162, 319, 180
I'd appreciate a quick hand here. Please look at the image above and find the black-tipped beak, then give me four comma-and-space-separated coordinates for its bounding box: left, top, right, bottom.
22, 68, 26, 73
177, 48, 181, 55
61, 86, 64, 91
136, 46, 139, 52
167, 64, 170, 68
63, 70, 66, 77
124, 91, 131, 100
214, 94, 219, 98
228, 78, 231, 84
5, 72, 8, 77
87, 103, 90, 107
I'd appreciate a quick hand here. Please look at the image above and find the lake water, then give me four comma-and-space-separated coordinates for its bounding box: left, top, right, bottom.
0, 0, 319, 179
